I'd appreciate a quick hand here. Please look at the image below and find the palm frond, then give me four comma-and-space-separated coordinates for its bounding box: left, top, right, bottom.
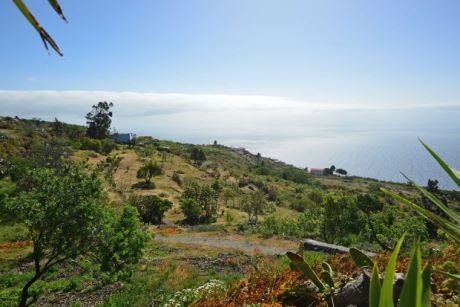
12, 0, 65, 56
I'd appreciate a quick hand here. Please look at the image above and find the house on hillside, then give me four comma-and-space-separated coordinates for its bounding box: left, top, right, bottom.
111, 133, 136, 144
309, 168, 325, 176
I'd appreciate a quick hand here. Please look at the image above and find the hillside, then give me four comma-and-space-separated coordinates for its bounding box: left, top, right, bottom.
1, 116, 459, 306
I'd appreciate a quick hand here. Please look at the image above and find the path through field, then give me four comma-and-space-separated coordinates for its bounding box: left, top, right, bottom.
154, 234, 297, 255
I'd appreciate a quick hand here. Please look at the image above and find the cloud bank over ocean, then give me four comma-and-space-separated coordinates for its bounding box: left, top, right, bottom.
1, 90, 459, 143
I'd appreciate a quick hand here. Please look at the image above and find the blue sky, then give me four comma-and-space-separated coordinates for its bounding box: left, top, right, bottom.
1, 0, 460, 106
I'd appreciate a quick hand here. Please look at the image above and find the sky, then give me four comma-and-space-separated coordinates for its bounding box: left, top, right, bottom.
1, 0, 460, 186
1, 0, 460, 103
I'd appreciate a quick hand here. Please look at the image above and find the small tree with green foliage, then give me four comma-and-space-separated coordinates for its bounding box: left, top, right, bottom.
5, 163, 148, 307
335, 168, 347, 176
131, 195, 172, 224
180, 198, 203, 225
180, 182, 217, 224
86, 101, 114, 139
190, 146, 206, 165
136, 160, 162, 188
242, 191, 273, 223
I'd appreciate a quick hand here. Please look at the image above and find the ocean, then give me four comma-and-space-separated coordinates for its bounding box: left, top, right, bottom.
221, 128, 460, 191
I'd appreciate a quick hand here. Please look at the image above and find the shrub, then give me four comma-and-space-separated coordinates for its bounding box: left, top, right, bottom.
290, 197, 316, 212
172, 171, 182, 186
101, 139, 117, 155
180, 182, 218, 224
241, 191, 274, 223
180, 198, 203, 225
137, 160, 162, 185
80, 137, 102, 153
131, 195, 172, 225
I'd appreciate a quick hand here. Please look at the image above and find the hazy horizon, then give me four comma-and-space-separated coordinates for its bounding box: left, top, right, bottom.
1, 90, 459, 190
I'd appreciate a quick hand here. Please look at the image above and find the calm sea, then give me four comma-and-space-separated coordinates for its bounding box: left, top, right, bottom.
221, 128, 460, 191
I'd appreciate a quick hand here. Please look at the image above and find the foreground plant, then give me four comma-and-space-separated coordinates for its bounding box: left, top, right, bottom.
369, 236, 431, 307
164, 279, 226, 307
4, 163, 148, 306
288, 237, 432, 306
12, 0, 67, 55
382, 140, 460, 283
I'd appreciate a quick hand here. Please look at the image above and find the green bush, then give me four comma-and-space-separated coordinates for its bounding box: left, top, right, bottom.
180, 182, 218, 224
131, 195, 172, 225
80, 137, 102, 153
101, 139, 117, 155
172, 171, 182, 186
180, 198, 203, 225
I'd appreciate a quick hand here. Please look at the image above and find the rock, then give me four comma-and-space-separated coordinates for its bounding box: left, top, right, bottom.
303, 239, 376, 256
332, 271, 405, 307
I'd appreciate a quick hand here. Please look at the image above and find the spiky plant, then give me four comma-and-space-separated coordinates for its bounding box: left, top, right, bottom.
12, 0, 67, 55
381, 140, 460, 282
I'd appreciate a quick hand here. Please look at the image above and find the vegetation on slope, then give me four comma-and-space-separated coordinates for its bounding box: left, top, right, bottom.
0, 110, 459, 306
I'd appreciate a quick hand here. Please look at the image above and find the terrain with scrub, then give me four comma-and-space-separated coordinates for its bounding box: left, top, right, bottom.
0, 117, 459, 306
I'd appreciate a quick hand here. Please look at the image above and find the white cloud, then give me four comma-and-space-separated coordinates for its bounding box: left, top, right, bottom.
0, 90, 459, 143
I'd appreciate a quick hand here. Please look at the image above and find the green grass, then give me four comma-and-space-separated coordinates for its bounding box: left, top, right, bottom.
0, 223, 29, 243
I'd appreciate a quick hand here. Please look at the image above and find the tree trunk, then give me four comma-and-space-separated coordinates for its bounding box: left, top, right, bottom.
19, 273, 41, 307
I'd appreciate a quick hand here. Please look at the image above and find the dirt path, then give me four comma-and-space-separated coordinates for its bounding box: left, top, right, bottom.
154, 234, 297, 255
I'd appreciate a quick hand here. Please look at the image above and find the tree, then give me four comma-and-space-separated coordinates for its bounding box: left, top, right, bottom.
335, 168, 348, 176
136, 160, 162, 188
321, 193, 366, 243
423, 178, 448, 238
324, 165, 336, 176
13, 0, 67, 56
180, 198, 203, 225
426, 179, 440, 194
96, 206, 149, 278
180, 182, 217, 224
86, 102, 114, 139
5, 163, 148, 306
51, 117, 65, 137
131, 195, 172, 224
356, 193, 390, 250
190, 147, 206, 165
241, 191, 273, 223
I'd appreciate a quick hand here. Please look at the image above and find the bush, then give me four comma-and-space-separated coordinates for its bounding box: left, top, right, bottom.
80, 137, 102, 153
172, 171, 182, 186
137, 160, 162, 185
180, 182, 218, 224
131, 195, 172, 225
289, 197, 316, 212
101, 139, 117, 155
180, 198, 203, 225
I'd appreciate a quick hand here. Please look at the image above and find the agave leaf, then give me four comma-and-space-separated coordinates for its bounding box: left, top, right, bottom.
435, 270, 460, 282
322, 262, 333, 276
12, 0, 63, 56
420, 140, 460, 187
369, 262, 381, 307
48, 0, 67, 22
422, 265, 432, 307
379, 235, 405, 307
398, 242, 422, 307
401, 173, 460, 224
287, 252, 325, 291
381, 188, 460, 244
320, 270, 335, 288
350, 247, 374, 268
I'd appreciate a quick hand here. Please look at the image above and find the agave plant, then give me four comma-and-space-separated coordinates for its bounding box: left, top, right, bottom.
381, 140, 460, 282
12, 0, 67, 56
369, 236, 432, 307
286, 251, 336, 306
288, 238, 431, 306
